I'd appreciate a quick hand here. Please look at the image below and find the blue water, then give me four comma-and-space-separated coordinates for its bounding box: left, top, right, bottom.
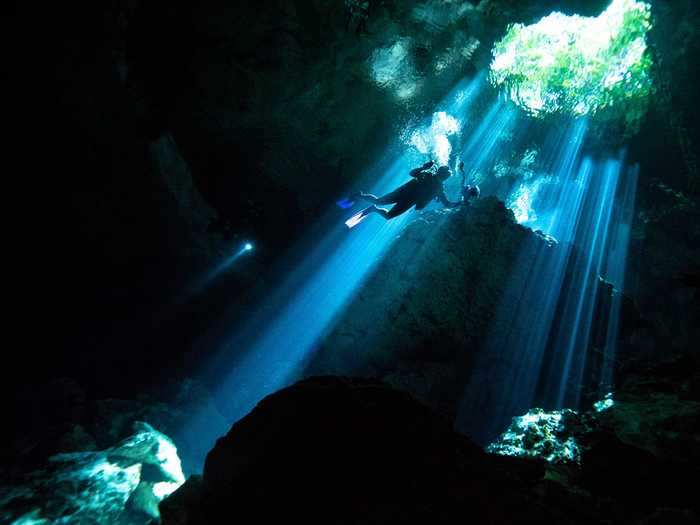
178, 70, 638, 470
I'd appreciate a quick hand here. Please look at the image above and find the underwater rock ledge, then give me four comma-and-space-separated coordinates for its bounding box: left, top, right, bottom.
308, 197, 561, 421
161, 376, 555, 525
161, 360, 699, 524
1, 422, 185, 524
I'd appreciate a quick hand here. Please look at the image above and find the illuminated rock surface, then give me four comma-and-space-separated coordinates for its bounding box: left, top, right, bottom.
487, 407, 585, 463
488, 353, 700, 470
486, 394, 616, 465
488, 355, 700, 518
0, 422, 184, 524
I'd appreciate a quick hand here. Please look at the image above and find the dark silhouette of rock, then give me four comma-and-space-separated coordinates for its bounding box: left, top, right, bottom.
162, 376, 566, 525
159, 357, 700, 524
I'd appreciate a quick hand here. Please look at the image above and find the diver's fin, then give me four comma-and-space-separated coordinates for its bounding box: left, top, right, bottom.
336, 198, 355, 209
345, 208, 370, 229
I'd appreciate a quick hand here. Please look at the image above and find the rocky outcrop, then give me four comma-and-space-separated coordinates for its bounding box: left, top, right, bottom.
162, 363, 700, 524
623, 199, 700, 360
6, 377, 229, 479
487, 354, 700, 522
308, 197, 561, 420
1, 422, 185, 524
592, 354, 700, 464
161, 376, 565, 525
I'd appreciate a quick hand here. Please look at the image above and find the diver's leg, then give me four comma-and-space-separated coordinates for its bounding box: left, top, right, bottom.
386, 200, 414, 219
358, 189, 399, 205
347, 203, 390, 226
357, 193, 380, 204
360, 201, 409, 221
361, 204, 390, 219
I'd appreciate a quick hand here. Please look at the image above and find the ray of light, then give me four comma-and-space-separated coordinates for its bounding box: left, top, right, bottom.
179, 73, 490, 472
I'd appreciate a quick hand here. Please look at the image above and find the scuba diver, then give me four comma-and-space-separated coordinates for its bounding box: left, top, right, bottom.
457, 160, 481, 204
345, 160, 462, 228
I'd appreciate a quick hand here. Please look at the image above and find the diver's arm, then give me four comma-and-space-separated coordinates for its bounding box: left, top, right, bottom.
438, 189, 460, 208
410, 159, 435, 178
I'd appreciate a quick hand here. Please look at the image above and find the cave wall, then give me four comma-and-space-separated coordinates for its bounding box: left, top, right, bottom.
6, 0, 699, 452
307, 198, 560, 422
622, 0, 700, 360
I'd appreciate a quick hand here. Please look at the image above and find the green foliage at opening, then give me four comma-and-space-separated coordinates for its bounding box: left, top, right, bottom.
489, 0, 653, 133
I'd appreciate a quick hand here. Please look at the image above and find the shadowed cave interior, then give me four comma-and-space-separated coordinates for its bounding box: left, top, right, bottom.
4, 1, 700, 523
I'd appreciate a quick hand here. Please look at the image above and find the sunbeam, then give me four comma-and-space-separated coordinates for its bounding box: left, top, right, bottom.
180, 64, 640, 470
181, 72, 493, 469
457, 119, 638, 444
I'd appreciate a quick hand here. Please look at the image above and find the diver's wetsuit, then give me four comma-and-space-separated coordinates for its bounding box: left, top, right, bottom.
358, 165, 459, 219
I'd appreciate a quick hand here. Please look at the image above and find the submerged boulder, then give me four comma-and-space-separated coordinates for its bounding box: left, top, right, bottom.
308, 197, 560, 421
161, 376, 568, 524
0, 422, 185, 525
162, 369, 700, 524
487, 354, 700, 521
487, 407, 586, 464
598, 355, 700, 463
